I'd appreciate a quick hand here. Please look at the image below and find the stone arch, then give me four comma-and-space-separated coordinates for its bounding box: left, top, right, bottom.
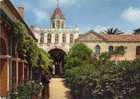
0, 36, 8, 96
47, 46, 68, 54
48, 48, 66, 76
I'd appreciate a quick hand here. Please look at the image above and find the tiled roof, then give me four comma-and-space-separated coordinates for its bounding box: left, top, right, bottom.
77, 31, 140, 42
102, 34, 140, 42
51, 7, 65, 19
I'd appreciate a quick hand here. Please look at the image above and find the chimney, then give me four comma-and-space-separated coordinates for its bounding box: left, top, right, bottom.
18, 5, 24, 17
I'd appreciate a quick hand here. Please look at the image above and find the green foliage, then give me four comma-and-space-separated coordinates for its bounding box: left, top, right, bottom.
37, 48, 53, 71
24, 37, 38, 66
11, 21, 51, 98
113, 46, 126, 55
65, 46, 140, 99
65, 43, 92, 70
12, 21, 51, 70
16, 82, 32, 99
104, 27, 123, 35
11, 81, 42, 99
99, 52, 110, 62
134, 28, 140, 34
13, 21, 28, 36
13, 21, 38, 66
69, 43, 92, 60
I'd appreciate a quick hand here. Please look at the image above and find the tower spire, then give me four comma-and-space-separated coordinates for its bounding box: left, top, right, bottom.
57, 0, 59, 8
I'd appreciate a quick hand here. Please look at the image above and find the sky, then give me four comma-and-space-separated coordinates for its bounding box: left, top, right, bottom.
11, 0, 140, 34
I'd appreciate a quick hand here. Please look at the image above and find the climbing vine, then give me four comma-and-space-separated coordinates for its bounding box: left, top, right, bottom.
12, 21, 51, 69
113, 46, 126, 56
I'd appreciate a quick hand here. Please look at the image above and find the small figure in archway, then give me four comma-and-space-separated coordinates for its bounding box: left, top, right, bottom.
52, 64, 55, 75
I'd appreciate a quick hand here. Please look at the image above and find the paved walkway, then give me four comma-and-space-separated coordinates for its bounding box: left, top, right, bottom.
49, 78, 72, 99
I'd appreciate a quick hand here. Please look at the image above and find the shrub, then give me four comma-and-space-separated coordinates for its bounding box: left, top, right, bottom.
65, 44, 140, 99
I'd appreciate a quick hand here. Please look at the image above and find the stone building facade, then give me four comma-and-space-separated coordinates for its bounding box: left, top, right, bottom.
32, 5, 79, 75
77, 31, 140, 61
32, 7, 79, 53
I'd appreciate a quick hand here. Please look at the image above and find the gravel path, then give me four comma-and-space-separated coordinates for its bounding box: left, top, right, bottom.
49, 78, 72, 99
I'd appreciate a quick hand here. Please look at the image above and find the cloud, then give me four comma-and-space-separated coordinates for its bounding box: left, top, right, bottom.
80, 25, 108, 33
121, 7, 140, 23
94, 25, 107, 33
32, 9, 49, 22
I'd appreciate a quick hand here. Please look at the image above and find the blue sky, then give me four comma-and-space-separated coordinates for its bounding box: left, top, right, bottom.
11, 0, 140, 33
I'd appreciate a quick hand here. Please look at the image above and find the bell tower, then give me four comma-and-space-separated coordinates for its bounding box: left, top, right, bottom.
51, 0, 65, 29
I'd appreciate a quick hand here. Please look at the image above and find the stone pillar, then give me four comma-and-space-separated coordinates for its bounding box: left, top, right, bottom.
52, 33, 55, 44
15, 59, 19, 87
0, 55, 10, 97
22, 61, 25, 83
59, 33, 62, 44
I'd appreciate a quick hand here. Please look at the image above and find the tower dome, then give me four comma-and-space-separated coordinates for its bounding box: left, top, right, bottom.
51, 7, 65, 20
51, 0, 65, 29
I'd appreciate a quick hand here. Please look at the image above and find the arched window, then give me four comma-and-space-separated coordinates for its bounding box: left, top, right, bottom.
95, 45, 100, 55
40, 33, 44, 43
56, 20, 60, 28
108, 46, 114, 54
47, 34, 52, 43
55, 34, 59, 43
62, 34, 66, 43
70, 34, 74, 43
62, 22, 64, 28
52, 22, 55, 28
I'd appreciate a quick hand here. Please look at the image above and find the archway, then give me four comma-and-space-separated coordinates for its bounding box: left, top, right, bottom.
48, 48, 66, 76
0, 37, 8, 96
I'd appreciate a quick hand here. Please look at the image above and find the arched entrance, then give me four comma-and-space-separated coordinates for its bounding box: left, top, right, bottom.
48, 48, 66, 76
0, 37, 8, 96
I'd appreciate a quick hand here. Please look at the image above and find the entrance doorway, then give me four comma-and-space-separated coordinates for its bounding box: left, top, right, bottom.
49, 48, 66, 76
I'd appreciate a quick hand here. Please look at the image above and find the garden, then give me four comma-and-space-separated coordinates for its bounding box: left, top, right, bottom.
64, 43, 140, 99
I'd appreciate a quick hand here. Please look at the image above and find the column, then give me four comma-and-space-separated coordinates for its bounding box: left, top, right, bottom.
15, 59, 19, 88
0, 55, 10, 97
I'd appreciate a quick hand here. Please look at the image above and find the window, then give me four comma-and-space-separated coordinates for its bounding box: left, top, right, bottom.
40, 33, 44, 43
56, 20, 60, 28
136, 46, 140, 57
55, 34, 59, 43
95, 45, 100, 55
62, 34, 66, 43
52, 22, 55, 28
70, 34, 74, 43
47, 34, 52, 43
108, 46, 113, 54
62, 22, 64, 28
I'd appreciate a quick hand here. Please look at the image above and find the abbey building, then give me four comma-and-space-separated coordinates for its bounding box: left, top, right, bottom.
32, 6, 79, 53
32, 4, 79, 75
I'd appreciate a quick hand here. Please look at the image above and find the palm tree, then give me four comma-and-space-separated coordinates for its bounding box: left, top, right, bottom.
104, 27, 123, 35
133, 28, 140, 34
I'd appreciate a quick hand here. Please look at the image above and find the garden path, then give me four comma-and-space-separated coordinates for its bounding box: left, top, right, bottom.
49, 78, 72, 99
